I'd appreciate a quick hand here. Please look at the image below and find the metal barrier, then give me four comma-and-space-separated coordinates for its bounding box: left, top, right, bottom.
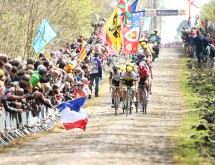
0, 105, 60, 147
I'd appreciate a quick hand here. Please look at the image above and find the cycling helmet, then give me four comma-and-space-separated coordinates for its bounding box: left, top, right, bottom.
153, 29, 158, 32
126, 66, 133, 72
118, 66, 124, 72
139, 38, 144, 42
128, 63, 134, 69
143, 45, 147, 49
138, 63, 146, 71
150, 31, 155, 35
112, 65, 118, 71
126, 62, 130, 66
137, 49, 143, 55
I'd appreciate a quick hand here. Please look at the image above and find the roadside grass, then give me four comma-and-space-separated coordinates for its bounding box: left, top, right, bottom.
175, 58, 212, 165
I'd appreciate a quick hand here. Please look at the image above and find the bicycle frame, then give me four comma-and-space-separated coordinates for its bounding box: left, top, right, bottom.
125, 86, 132, 116
138, 85, 148, 114
111, 86, 120, 115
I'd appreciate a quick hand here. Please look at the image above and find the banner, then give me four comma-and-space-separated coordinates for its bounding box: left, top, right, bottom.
122, 11, 145, 54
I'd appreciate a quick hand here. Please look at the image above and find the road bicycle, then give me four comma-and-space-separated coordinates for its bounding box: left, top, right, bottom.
122, 86, 133, 116
111, 86, 120, 115
134, 92, 138, 113
138, 85, 148, 114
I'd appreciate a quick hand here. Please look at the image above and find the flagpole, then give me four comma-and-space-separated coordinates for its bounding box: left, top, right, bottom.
188, 0, 191, 28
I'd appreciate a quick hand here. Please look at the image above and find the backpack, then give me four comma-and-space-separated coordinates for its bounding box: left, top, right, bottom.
209, 45, 215, 58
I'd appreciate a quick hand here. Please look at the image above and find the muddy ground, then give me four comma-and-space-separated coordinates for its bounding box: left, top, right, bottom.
0, 48, 186, 165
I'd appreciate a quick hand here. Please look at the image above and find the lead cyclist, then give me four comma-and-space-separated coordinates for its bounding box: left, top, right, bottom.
119, 66, 137, 109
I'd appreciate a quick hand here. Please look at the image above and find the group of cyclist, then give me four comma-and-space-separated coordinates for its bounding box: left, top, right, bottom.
109, 29, 160, 112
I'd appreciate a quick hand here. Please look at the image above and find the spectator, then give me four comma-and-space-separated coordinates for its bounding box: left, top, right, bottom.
89, 52, 101, 99
29, 66, 48, 88
206, 40, 215, 75
181, 28, 190, 56
193, 30, 204, 66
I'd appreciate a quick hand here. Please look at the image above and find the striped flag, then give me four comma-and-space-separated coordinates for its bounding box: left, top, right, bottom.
56, 97, 88, 131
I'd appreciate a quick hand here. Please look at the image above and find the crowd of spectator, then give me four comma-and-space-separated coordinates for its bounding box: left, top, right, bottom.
181, 27, 215, 75
0, 18, 114, 139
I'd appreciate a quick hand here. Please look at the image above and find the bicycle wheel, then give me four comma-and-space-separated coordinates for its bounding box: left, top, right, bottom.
135, 93, 138, 113
144, 100, 147, 114
130, 105, 132, 114
126, 94, 129, 116
142, 92, 146, 114
114, 92, 119, 115
143, 91, 148, 114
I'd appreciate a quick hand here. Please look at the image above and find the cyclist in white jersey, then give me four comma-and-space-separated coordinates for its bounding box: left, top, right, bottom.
109, 66, 122, 108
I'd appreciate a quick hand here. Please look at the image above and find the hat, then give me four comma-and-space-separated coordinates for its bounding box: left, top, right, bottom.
66, 64, 74, 73
37, 65, 47, 75
0, 69, 4, 79
74, 67, 82, 73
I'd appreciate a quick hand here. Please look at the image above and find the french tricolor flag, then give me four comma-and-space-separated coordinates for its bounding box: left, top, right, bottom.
56, 97, 88, 131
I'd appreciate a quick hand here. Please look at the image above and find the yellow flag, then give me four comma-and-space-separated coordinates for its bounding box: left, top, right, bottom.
105, 8, 122, 53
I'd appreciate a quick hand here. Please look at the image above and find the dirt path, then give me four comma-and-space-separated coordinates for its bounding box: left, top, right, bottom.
0, 48, 186, 165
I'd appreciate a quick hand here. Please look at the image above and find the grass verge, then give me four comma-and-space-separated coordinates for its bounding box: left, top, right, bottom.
174, 58, 213, 165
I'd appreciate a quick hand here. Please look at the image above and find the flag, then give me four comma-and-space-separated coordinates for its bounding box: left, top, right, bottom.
122, 11, 145, 54
56, 97, 88, 131
33, 19, 56, 53
105, 8, 122, 53
79, 48, 87, 62
142, 17, 152, 32
98, 26, 113, 48
201, 20, 205, 29
118, 0, 132, 25
188, 0, 199, 8
131, 0, 138, 12
98, 26, 113, 55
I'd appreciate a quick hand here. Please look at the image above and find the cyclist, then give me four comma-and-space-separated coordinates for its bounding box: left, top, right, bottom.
120, 66, 137, 109
137, 63, 151, 111
143, 45, 152, 62
136, 50, 145, 65
148, 29, 161, 58
109, 66, 122, 108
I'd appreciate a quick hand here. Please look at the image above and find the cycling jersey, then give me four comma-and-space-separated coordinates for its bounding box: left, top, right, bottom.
138, 68, 150, 80
120, 71, 137, 87
143, 48, 151, 58
109, 70, 122, 82
136, 54, 145, 65
139, 61, 150, 70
